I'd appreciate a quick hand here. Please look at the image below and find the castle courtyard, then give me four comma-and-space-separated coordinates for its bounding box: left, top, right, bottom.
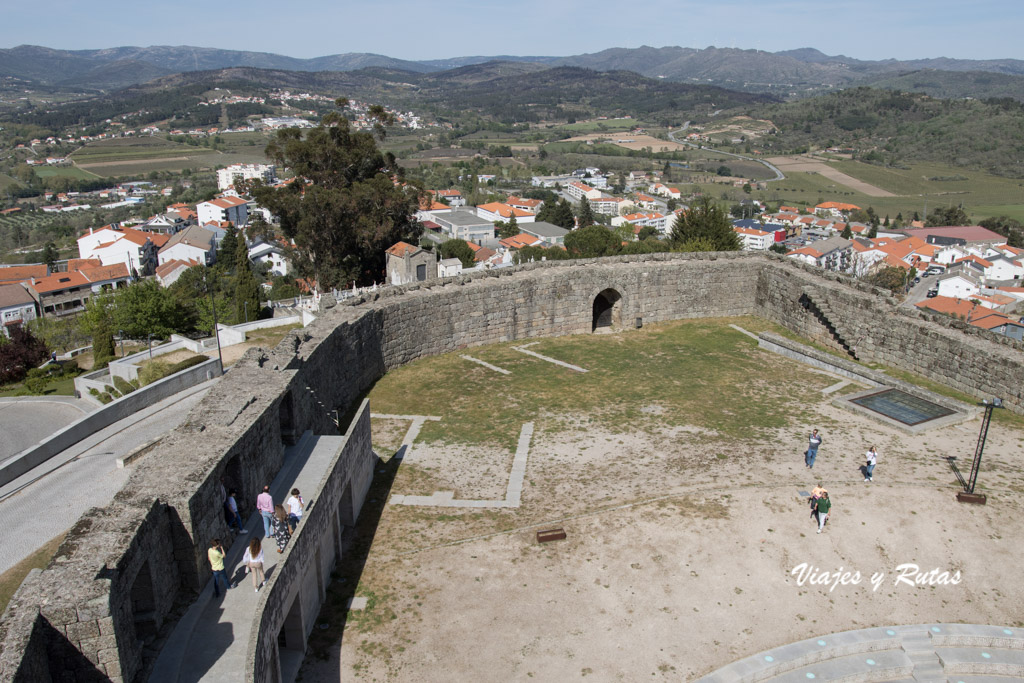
299, 317, 1024, 681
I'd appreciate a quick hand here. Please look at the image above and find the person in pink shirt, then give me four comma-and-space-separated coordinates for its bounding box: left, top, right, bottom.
256, 486, 274, 538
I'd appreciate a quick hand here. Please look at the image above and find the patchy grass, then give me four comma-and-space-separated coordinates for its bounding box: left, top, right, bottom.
0, 533, 65, 615
368, 316, 827, 450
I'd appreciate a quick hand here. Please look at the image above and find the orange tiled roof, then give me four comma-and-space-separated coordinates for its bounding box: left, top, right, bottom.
0, 264, 48, 284
386, 242, 419, 257
80, 263, 130, 283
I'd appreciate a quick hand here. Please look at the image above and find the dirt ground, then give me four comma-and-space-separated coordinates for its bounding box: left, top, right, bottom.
766, 155, 896, 197
564, 133, 691, 153
301, 348, 1024, 681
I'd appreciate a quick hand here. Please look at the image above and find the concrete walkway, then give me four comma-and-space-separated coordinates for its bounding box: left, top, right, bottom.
696, 623, 1024, 682
150, 431, 344, 683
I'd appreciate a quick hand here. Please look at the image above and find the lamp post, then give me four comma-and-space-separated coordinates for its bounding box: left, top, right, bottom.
204, 270, 224, 376
244, 300, 248, 323
118, 330, 124, 358
957, 398, 1002, 505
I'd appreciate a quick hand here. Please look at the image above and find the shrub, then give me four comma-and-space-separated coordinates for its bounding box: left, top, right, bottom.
168, 355, 209, 374
112, 376, 136, 396
104, 384, 122, 399
98, 392, 113, 404
138, 361, 172, 386
23, 375, 49, 394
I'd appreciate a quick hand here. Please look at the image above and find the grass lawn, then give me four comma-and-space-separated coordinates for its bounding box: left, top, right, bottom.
0, 172, 21, 190
0, 374, 79, 398
0, 533, 64, 615
555, 119, 647, 133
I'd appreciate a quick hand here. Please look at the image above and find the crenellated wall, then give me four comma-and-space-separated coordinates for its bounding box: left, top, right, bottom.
2, 252, 1022, 683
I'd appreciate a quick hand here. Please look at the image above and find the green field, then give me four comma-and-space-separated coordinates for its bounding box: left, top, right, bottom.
71, 137, 218, 164
0, 173, 21, 190
747, 159, 1024, 222
555, 119, 647, 133
33, 166, 100, 180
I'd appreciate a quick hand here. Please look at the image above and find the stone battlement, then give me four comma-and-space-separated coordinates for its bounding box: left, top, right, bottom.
1, 251, 1021, 682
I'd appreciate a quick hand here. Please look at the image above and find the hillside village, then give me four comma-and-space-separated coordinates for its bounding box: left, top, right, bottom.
3, 160, 1023, 346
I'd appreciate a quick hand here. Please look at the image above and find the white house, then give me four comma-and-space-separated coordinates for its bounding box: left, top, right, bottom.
155, 259, 199, 288
475, 203, 536, 224
249, 241, 291, 277
77, 225, 167, 276
0, 284, 37, 338
590, 197, 628, 216
430, 189, 466, 207
432, 210, 497, 244
734, 226, 775, 251
158, 225, 218, 267
197, 195, 250, 226
216, 163, 276, 191
649, 183, 681, 200
936, 272, 982, 299
981, 254, 1023, 281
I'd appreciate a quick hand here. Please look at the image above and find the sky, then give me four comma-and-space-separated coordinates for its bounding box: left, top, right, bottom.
3, 0, 1023, 62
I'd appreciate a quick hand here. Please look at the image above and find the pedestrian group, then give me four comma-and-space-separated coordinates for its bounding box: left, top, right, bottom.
801, 428, 880, 536
207, 481, 305, 597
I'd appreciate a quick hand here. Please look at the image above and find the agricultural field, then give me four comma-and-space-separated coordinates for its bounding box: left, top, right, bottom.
0, 173, 21, 190
742, 158, 1024, 222
33, 166, 100, 180
553, 118, 649, 133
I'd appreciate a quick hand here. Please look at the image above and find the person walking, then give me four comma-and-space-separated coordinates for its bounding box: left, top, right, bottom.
865, 446, 877, 482
256, 486, 274, 538
242, 537, 265, 592
806, 429, 823, 469
271, 504, 292, 553
810, 484, 827, 521
285, 488, 304, 533
225, 490, 247, 534
208, 538, 229, 597
814, 492, 832, 534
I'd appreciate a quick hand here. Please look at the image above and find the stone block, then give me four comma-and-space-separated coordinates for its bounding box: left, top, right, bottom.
66, 620, 100, 641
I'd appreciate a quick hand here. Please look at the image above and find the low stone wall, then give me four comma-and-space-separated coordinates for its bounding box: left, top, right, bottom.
0, 357, 221, 488
246, 400, 375, 683
4, 252, 1024, 683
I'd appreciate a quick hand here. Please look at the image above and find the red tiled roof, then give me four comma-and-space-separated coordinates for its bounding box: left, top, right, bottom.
386, 242, 419, 257
25, 271, 90, 294
80, 263, 130, 283
0, 264, 48, 284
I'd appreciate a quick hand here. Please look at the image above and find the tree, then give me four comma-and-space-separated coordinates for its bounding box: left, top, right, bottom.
841, 224, 854, 239
537, 198, 575, 229
637, 226, 659, 241
866, 223, 878, 239
217, 227, 239, 271
564, 225, 620, 259
0, 326, 50, 385
253, 100, 422, 288
41, 242, 59, 271
865, 266, 909, 294
112, 280, 186, 340
496, 212, 519, 239
926, 205, 971, 227
439, 239, 475, 268
576, 197, 596, 228
716, 166, 733, 177
234, 255, 262, 323
670, 196, 741, 252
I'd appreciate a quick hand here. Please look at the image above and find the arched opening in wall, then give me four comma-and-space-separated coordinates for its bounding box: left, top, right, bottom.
223, 454, 245, 516
279, 391, 297, 445
277, 593, 305, 681
592, 289, 622, 332
130, 560, 158, 644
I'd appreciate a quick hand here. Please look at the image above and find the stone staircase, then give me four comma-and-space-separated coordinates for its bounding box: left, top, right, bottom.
800, 287, 860, 360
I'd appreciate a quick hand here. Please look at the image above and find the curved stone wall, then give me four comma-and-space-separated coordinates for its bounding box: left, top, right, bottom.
2, 252, 1022, 683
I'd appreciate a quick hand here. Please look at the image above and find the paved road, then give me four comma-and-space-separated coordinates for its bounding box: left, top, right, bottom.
0, 383, 212, 574
903, 273, 937, 309
0, 396, 95, 462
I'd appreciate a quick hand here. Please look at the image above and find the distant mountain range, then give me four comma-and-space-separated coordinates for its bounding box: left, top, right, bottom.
3, 44, 1024, 98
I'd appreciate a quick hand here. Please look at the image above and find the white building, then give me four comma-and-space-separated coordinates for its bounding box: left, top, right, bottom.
77, 225, 166, 276
249, 241, 291, 277
158, 225, 218, 267
734, 226, 775, 251
936, 272, 982, 299
567, 181, 602, 201
590, 197, 628, 216
0, 284, 37, 338
198, 195, 250, 227
612, 212, 669, 235
438, 258, 463, 278
216, 163, 277, 191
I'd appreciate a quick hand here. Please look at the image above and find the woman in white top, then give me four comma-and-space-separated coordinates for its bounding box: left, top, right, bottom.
865, 446, 878, 482
285, 488, 304, 533
242, 537, 265, 592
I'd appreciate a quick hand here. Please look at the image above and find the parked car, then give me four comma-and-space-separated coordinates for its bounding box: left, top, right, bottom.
913, 276, 921, 283
926, 289, 938, 298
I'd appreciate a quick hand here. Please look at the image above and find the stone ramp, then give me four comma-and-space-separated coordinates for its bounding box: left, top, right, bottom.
697, 625, 1023, 683
149, 431, 344, 683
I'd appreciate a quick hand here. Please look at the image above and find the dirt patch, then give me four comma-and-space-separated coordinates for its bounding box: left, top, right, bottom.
767, 155, 896, 197
564, 133, 690, 152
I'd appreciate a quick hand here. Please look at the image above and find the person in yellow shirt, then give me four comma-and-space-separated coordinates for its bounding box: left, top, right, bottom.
208, 539, 229, 598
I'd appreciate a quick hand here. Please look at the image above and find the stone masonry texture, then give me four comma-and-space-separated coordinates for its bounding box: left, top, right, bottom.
1, 251, 1022, 682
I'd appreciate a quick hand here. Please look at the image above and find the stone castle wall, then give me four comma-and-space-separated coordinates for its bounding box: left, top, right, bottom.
1, 252, 1022, 682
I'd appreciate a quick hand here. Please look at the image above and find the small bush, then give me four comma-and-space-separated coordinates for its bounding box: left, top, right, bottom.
168, 355, 209, 374
112, 376, 136, 396
25, 367, 48, 379
104, 384, 122, 399
97, 392, 113, 404
23, 375, 49, 394
138, 361, 172, 386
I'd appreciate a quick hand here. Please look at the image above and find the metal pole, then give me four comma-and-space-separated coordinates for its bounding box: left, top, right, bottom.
118, 330, 124, 358
966, 401, 997, 494
206, 271, 225, 375
244, 301, 248, 323
148, 333, 152, 359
